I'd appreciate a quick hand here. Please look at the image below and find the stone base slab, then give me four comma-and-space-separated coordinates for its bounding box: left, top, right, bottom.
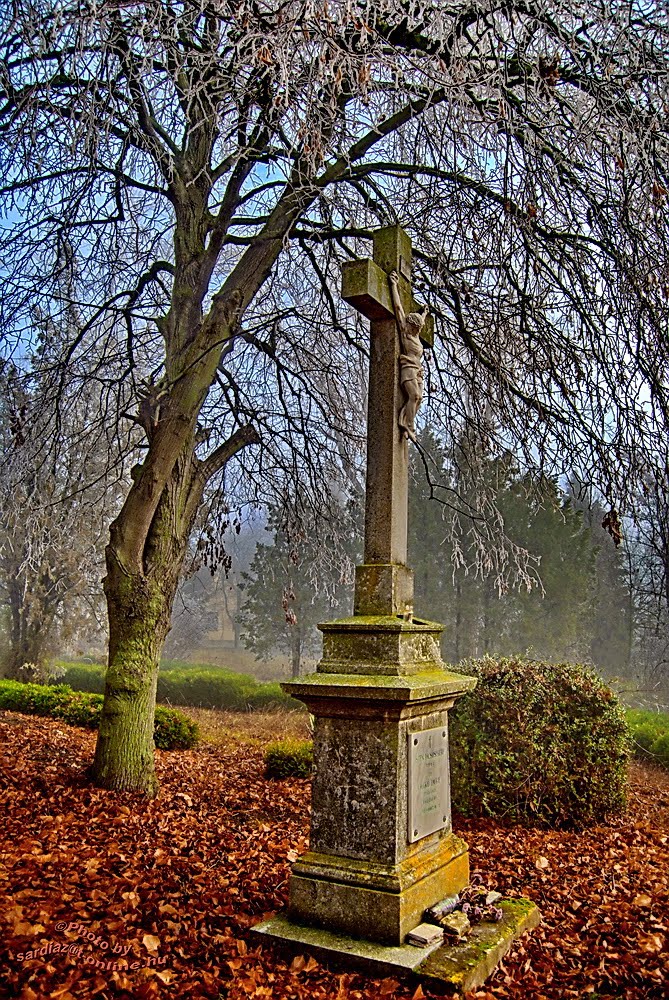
289, 836, 469, 945
292, 833, 469, 894
418, 898, 541, 992
252, 898, 540, 991
253, 911, 442, 974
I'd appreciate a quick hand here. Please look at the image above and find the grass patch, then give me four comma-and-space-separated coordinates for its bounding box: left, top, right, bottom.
626, 707, 669, 769
177, 706, 311, 745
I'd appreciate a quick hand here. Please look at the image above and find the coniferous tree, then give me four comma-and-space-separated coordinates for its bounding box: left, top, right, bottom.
409, 432, 632, 670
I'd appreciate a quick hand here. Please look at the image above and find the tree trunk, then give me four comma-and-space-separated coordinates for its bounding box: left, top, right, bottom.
291, 625, 302, 678
3, 635, 51, 680
91, 450, 201, 795
3, 575, 55, 680
91, 421, 258, 795
454, 577, 462, 662
91, 551, 179, 795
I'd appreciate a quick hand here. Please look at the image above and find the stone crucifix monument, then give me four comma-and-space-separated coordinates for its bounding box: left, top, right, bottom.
254, 226, 538, 986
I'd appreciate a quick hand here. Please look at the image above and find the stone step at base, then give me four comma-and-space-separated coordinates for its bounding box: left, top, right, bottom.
252, 897, 540, 993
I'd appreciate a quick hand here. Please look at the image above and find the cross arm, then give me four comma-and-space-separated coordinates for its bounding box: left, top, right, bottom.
341, 258, 434, 346
342, 258, 394, 321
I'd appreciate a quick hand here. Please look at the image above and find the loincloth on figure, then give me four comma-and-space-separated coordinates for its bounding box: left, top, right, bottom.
399, 355, 423, 387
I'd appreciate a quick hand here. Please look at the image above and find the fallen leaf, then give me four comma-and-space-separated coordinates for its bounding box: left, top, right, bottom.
379, 979, 399, 995
639, 933, 664, 953
3, 713, 669, 1000
535, 856, 550, 869
49, 985, 76, 998
142, 934, 160, 954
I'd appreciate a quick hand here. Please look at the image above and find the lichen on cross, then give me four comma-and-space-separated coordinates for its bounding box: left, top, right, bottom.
341, 225, 433, 619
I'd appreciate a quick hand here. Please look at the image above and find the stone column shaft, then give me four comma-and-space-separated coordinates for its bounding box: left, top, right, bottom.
364, 315, 409, 567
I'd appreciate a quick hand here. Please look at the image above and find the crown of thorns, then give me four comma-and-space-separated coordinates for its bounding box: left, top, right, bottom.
405, 311, 426, 329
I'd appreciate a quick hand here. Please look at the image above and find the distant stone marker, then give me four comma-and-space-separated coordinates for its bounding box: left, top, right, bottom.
253, 226, 539, 988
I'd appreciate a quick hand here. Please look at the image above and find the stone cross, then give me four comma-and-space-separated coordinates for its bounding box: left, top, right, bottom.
254, 227, 538, 969
342, 225, 434, 618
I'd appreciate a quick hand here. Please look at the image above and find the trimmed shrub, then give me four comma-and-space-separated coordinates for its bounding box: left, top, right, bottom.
0, 680, 72, 715
154, 706, 199, 749
449, 656, 630, 829
0, 680, 198, 750
631, 722, 664, 754
54, 692, 103, 728
649, 732, 669, 768
265, 738, 313, 778
53, 662, 105, 693
156, 669, 294, 710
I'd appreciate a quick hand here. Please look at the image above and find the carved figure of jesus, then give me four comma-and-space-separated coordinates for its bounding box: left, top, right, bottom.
388, 270, 429, 440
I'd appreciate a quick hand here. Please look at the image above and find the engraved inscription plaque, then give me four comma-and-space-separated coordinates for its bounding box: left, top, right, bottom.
407, 725, 450, 843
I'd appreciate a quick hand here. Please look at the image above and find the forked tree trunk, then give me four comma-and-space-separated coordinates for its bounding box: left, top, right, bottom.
89, 150, 304, 795
91, 419, 259, 795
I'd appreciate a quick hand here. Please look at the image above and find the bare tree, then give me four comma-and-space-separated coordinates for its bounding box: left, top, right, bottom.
0, 358, 122, 679
1, 1, 668, 793
626, 455, 669, 698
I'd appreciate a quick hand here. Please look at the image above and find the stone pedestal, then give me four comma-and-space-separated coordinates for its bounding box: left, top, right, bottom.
281, 615, 475, 946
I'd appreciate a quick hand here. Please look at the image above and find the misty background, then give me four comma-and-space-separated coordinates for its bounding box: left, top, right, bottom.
3, 423, 665, 713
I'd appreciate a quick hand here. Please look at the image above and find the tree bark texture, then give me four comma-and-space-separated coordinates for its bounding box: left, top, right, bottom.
92, 442, 204, 794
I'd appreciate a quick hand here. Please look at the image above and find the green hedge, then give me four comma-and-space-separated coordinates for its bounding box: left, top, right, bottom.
52, 661, 296, 712
449, 656, 631, 829
156, 669, 291, 711
626, 708, 669, 769
0, 680, 198, 750
53, 663, 105, 693
265, 739, 314, 778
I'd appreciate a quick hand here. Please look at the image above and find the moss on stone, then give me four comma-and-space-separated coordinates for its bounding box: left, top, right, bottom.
417, 896, 541, 991
284, 670, 476, 700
